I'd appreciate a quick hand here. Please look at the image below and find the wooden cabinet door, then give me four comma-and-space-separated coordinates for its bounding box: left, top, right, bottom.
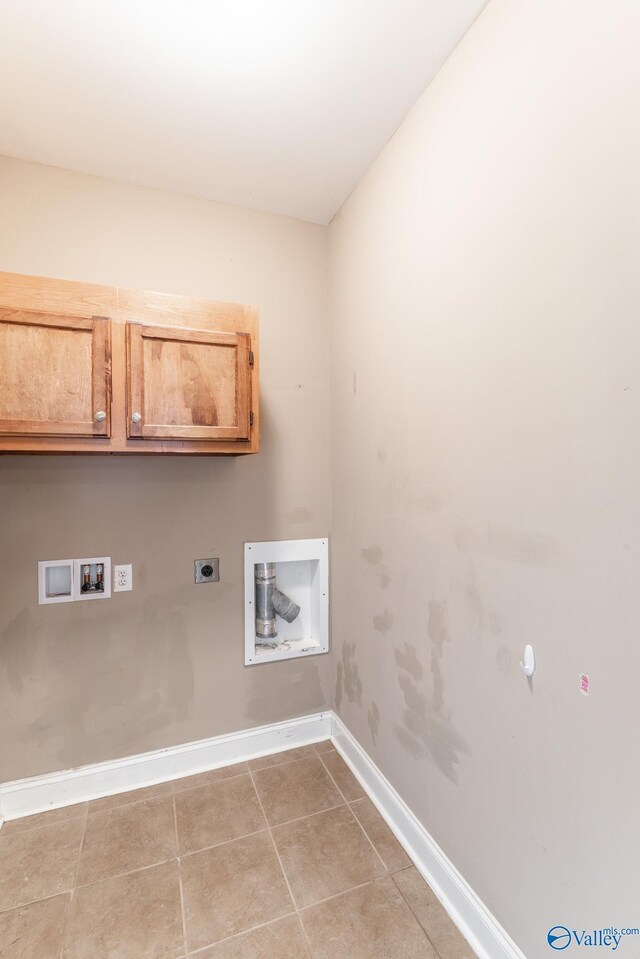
0, 308, 111, 437
126, 323, 252, 441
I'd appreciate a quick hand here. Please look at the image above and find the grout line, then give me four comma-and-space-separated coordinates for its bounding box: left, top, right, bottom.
185, 911, 299, 957
0, 889, 74, 918
57, 890, 74, 959
315, 752, 350, 805
74, 855, 178, 890
247, 747, 318, 774
58, 804, 88, 959
317, 752, 389, 874
247, 766, 317, 959
86, 791, 174, 822
180, 827, 271, 860
171, 768, 249, 797
296, 911, 316, 959
349, 800, 392, 873
391, 870, 446, 959
172, 796, 189, 957
298, 876, 383, 913
267, 800, 348, 831
0, 806, 89, 840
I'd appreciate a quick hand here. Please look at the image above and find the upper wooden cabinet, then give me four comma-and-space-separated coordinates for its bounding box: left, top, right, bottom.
0, 307, 111, 438
0, 272, 259, 455
126, 323, 252, 442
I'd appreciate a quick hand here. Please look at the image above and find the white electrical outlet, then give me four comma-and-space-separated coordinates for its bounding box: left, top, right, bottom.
114, 564, 133, 592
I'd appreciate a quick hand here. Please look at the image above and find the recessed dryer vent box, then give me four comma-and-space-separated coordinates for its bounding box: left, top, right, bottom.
244, 538, 329, 665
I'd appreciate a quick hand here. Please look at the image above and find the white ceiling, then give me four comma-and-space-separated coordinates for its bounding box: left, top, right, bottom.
0, 1, 487, 224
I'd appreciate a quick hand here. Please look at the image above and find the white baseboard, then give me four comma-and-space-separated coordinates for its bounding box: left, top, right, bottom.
331, 713, 525, 959
0, 711, 331, 822
1, 708, 523, 959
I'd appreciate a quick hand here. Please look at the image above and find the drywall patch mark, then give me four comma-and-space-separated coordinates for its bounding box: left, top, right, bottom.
361, 545, 391, 591
486, 525, 558, 566
373, 608, 394, 634
403, 490, 442, 515
393, 643, 423, 681
427, 599, 450, 716
396, 723, 423, 759
394, 606, 468, 783
367, 702, 380, 744
496, 646, 515, 677
4, 592, 196, 776
455, 526, 558, 567
285, 507, 313, 524
453, 528, 469, 553
579, 673, 590, 696
466, 580, 501, 636
361, 545, 383, 566
378, 448, 386, 462
1, 608, 32, 694
335, 641, 362, 713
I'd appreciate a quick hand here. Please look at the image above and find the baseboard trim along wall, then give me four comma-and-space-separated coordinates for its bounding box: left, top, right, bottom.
0, 712, 332, 822
0, 709, 523, 959
331, 713, 526, 959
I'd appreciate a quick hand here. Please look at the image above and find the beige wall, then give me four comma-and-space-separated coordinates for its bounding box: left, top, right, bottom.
0, 155, 331, 782
329, 0, 640, 954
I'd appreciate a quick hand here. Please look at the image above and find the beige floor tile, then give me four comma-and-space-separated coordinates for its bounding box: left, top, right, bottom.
172, 763, 250, 794
301, 876, 437, 959
272, 804, 385, 908
0, 892, 71, 959
350, 797, 411, 872
181, 831, 293, 951
1, 804, 87, 837
248, 746, 318, 771
320, 751, 366, 800
393, 867, 478, 959
62, 860, 183, 959
88, 781, 174, 814
175, 774, 265, 853
77, 796, 177, 885
193, 914, 310, 958
313, 740, 336, 754
0, 818, 85, 911
252, 756, 343, 826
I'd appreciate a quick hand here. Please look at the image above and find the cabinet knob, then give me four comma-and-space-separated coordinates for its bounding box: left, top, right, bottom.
131, 411, 142, 423
94, 410, 107, 422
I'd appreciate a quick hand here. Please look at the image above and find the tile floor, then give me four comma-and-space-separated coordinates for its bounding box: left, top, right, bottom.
0, 741, 478, 959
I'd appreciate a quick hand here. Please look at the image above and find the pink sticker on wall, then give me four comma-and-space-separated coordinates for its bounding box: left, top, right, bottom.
579, 673, 590, 696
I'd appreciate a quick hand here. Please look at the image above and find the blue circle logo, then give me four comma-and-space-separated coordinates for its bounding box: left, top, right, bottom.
548, 927, 572, 950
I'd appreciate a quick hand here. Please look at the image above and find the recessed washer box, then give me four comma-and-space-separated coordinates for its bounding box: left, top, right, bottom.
73, 557, 111, 600
244, 538, 329, 665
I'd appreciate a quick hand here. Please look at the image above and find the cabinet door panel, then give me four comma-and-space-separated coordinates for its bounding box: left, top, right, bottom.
126, 323, 252, 441
0, 309, 111, 437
